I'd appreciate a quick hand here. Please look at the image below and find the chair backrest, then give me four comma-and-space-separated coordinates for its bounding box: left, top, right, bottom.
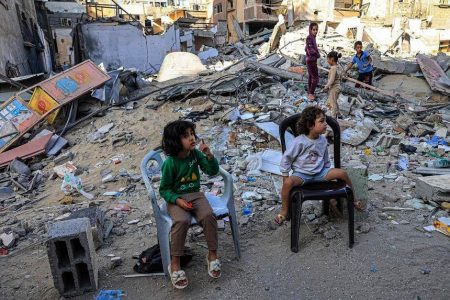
140, 147, 165, 215
279, 114, 341, 168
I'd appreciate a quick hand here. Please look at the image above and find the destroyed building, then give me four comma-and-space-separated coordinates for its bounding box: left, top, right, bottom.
1, 0, 450, 298
0, 0, 51, 77
34, 1, 85, 70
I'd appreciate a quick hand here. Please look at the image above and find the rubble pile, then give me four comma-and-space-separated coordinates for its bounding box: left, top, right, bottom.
0, 19, 449, 299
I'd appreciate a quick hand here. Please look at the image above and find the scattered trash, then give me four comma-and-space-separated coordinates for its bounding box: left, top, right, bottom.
96, 290, 125, 300
61, 173, 94, 200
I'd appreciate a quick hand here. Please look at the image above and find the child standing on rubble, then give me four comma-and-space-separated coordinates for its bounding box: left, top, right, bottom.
274, 106, 363, 225
345, 41, 373, 88
159, 120, 221, 289
323, 51, 343, 119
305, 22, 320, 101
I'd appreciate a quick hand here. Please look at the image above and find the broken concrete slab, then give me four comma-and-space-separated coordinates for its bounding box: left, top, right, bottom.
341, 126, 372, 146
374, 134, 404, 148
0, 232, 15, 248
344, 163, 369, 221
416, 54, 450, 96
416, 175, 450, 202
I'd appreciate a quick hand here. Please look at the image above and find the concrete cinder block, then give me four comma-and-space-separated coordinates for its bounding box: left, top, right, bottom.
374, 134, 404, 148
47, 217, 98, 297
344, 162, 369, 221
61, 207, 105, 249
416, 175, 450, 202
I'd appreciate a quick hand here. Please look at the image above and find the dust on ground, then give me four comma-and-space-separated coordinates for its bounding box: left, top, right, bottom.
0, 96, 449, 300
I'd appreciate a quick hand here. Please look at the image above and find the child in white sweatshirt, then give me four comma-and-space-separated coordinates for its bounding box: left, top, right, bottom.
274, 106, 362, 225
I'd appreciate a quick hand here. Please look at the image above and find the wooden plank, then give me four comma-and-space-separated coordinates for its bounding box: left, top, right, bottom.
0, 133, 52, 167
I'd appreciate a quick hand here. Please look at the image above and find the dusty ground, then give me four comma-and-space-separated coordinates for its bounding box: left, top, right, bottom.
1, 94, 449, 300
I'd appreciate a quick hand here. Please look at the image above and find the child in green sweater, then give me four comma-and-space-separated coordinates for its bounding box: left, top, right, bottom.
159, 120, 220, 289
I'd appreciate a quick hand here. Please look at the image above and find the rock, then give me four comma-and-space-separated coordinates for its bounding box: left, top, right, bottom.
217, 219, 225, 231
267, 220, 278, 230
241, 191, 263, 201
0, 232, 15, 248
111, 227, 126, 236
53, 151, 75, 165
417, 215, 425, 222
237, 160, 248, 170
239, 216, 249, 226
127, 219, 140, 225
110, 256, 123, 269
324, 230, 336, 240
311, 215, 328, 225
13, 226, 27, 237
225, 149, 242, 157
98, 123, 115, 134
389, 145, 400, 157
30, 163, 44, 171
306, 213, 316, 221
378, 212, 389, 220
405, 198, 425, 209
6, 217, 18, 225
399, 220, 410, 225
357, 223, 371, 233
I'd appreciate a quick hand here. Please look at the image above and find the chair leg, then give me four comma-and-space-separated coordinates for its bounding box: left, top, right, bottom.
347, 191, 355, 248
290, 193, 302, 253
228, 214, 241, 260
322, 199, 329, 216
156, 220, 172, 276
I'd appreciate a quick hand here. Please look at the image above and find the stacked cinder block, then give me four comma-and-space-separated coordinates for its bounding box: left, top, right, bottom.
47, 217, 98, 297
61, 207, 105, 249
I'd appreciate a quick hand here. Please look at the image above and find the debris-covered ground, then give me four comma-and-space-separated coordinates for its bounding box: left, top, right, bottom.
1, 24, 449, 299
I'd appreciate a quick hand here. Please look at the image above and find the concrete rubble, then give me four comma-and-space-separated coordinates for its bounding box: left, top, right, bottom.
0, 7, 449, 300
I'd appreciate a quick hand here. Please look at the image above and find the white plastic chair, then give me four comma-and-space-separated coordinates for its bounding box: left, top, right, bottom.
140, 148, 241, 276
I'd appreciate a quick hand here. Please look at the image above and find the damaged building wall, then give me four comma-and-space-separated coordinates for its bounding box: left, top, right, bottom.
293, 0, 335, 21
80, 23, 181, 73
0, 0, 44, 76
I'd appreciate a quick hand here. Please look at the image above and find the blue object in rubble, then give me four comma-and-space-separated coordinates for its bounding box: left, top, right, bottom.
426, 135, 448, 147
95, 290, 125, 300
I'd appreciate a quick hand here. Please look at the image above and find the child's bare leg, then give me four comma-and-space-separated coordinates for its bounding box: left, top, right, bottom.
279, 176, 304, 218
171, 256, 181, 271
324, 168, 364, 211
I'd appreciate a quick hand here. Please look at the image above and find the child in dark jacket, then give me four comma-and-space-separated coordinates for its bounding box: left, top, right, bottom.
305, 22, 320, 101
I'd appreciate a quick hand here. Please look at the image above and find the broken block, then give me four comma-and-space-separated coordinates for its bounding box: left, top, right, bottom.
47, 218, 98, 297
374, 134, 403, 148
61, 207, 105, 249
344, 162, 369, 221
416, 175, 450, 202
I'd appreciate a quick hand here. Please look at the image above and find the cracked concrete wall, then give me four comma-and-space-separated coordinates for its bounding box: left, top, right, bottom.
0, 0, 39, 76
81, 23, 181, 74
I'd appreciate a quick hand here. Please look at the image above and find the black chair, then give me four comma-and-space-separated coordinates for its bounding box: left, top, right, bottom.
279, 114, 355, 253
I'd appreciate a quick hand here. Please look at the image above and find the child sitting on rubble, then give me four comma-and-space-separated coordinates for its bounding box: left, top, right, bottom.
159, 120, 221, 289
274, 106, 363, 225
345, 41, 373, 88
323, 51, 343, 119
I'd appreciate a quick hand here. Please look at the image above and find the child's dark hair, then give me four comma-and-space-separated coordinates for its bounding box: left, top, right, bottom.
162, 120, 197, 156
296, 106, 326, 135
354, 41, 362, 48
327, 51, 342, 62
309, 22, 318, 30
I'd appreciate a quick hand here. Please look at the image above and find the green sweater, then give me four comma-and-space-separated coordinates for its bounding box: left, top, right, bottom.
159, 149, 219, 204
